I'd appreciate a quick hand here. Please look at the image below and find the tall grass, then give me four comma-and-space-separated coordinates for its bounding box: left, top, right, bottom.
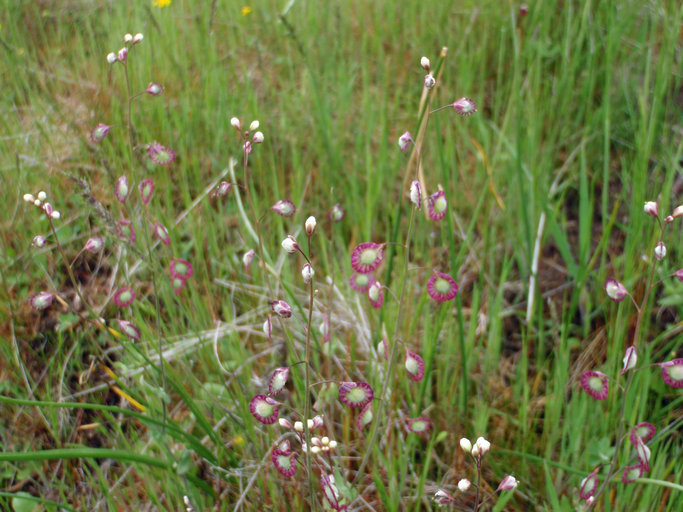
0, 0, 681, 510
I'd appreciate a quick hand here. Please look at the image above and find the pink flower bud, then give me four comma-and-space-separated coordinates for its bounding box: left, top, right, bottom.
117, 47, 128, 63
497, 475, 518, 492
154, 222, 171, 246
84, 236, 104, 254
91, 123, 111, 143
115, 176, 130, 203
424, 73, 436, 89
271, 200, 296, 217
147, 142, 175, 165
113, 287, 135, 307
579, 469, 599, 499
242, 249, 255, 269
397, 131, 412, 152
409, 180, 422, 209
605, 278, 627, 302
138, 179, 154, 204
281, 235, 299, 254
263, 315, 272, 340
452, 97, 477, 116
145, 82, 164, 96
117, 320, 141, 341
433, 489, 454, 505
269, 367, 290, 395
329, 203, 344, 222
368, 281, 384, 309
252, 131, 264, 144
30, 291, 54, 310
271, 300, 292, 318
621, 346, 637, 375
674, 269, 683, 282
301, 263, 314, 283
643, 201, 658, 217
671, 205, 683, 218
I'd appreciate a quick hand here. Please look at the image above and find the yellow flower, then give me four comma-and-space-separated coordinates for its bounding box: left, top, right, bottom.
153, 0, 172, 7
241, 6, 252, 15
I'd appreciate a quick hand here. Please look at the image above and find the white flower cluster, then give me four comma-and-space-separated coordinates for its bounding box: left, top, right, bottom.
23, 191, 60, 219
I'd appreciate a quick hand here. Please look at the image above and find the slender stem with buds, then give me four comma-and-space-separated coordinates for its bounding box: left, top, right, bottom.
593, 234, 661, 502
302, 233, 317, 511
120, 62, 167, 430
242, 151, 274, 299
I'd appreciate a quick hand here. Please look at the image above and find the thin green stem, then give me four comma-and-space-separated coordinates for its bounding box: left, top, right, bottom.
474, 458, 482, 511
121, 61, 167, 432
302, 234, 317, 511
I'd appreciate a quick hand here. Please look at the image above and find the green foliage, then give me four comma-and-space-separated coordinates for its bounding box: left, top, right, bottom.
0, 0, 681, 510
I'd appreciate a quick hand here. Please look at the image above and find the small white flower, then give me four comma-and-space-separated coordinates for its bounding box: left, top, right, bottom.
294, 421, 304, 432
397, 131, 412, 152
458, 478, 471, 492
302, 263, 315, 283
51, 211, 61, 219
252, 131, 264, 144
310, 446, 321, 454
497, 475, 518, 492
654, 242, 666, 260
278, 418, 292, 429
107, 52, 117, 64
32, 235, 47, 248
420, 56, 430, 70
34, 199, 42, 207
424, 73, 436, 89
133, 33, 144, 43
475, 436, 491, 457
368, 281, 381, 302
249, 120, 259, 131
23, 193, 35, 203
230, 117, 241, 130
281, 235, 298, 254
621, 346, 637, 375
459, 437, 472, 453
37, 191, 47, 201
305, 216, 317, 236
124, 33, 133, 43
643, 201, 658, 217
328, 440, 337, 449
409, 180, 422, 209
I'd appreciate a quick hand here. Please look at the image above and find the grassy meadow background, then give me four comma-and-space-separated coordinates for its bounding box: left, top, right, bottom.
0, 0, 681, 510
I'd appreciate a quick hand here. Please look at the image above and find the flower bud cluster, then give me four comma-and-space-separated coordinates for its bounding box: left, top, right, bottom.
23, 191, 60, 219
107, 32, 143, 64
